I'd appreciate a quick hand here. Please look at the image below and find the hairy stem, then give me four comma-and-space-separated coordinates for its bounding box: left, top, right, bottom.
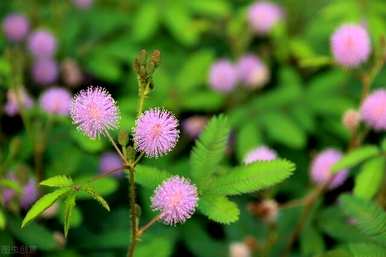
137, 215, 161, 237
127, 167, 138, 257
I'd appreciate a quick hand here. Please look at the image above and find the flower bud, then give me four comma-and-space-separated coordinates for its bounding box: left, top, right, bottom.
342, 109, 361, 131
229, 242, 251, 257
248, 199, 279, 224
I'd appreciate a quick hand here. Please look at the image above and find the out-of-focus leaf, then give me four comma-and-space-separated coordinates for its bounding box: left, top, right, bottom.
86, 53, 121, 82
236, 122, 262, 162
332, 146, 380, 172
188, 0, 230, 17
301, 225, 325, 256
339, 194, 386, 246
0, 208, 5, 229
71, 130, 105, 153
181, 91, 225, 111
136, 165, 172, 190
77, 177, 118, 198
132, 3, 159, 42
261, 112, 306, 149
0, 178, 22, 192
22, 188, 71, 228
354, 157, 385, 200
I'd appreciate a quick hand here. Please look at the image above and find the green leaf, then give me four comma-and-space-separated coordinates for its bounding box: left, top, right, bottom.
40, 175, 73, 187
8, 215, 58, 250
136, 165, 172, 190
0, 208, 5, 229
339, 194, 386, 246
320, 243, 386, 257
332, 146, 380, 172
190, 115, 230, 186
22, 188, 71, 228
198, 195, 240, 224
354, 157, 385, 200
261, 112, 306, 149
381, 137, 386, 152
77, 177, 118, 197
132, 3, 159, 42
63, 193, 76, 237
0, 178, 22, 192
177, 49, 214, 92
236, 123, 262, 162
300, 225, 325, 256
81, 186, 110, 211
188, 0, 230, 17
204, 159, 295, 195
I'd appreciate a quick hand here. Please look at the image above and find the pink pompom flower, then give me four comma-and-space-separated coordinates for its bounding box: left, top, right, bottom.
20, 178, 39, 209
248, 1, 283, 34
243, 146, 277, 164
32, 58, 59, 85
2, 13, 29, 42
209, 59, 238, 93
330, 24, 371, 68
360, 89, 386, 131
71, 86, 119, 139
310, 149, 349, 189
237, 54, 269, 89
28, 30, 57, 58
4, 88, 33, 116
99, 152, 123, 176
40, 87, 72, 116
133, 108, 179, 158
151, 176, 198, 225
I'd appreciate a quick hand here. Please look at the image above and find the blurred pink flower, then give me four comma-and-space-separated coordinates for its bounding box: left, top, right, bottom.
20, 178, 39, 209
40, 87, 72, 115
182, 116, 208, 139
32, 58, 58, 85
237, 54, 269, 89
28, 30, 57, 58
248, 1, 283, 34
72, 0, 93, 10
230, 242, 251, 257
99, 152, 123, 176
209, 59, 238, 93
71, 86, 119, 139
360, 89, 386, 131
133, 108, 179, 158
151, 176, 198, 225
331, 24, 371, 68
342, 109, 361, 131
2, 13, 29, 42
4, 88, 33, 116
243, 146, 277, 164
310, 149, 349, 189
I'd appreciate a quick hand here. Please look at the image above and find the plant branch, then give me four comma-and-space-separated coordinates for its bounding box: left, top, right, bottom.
105, 130, 129, 165
137, 215, 161, 237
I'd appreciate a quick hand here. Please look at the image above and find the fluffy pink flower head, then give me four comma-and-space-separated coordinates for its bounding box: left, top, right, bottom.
209, 59, 238, 93
360, 89, 386, 131
151, 176, 198, 225
40, 87, 72, 115
71, 86, 119, 139
133, 108, 179, 158
331, 24, 371, 68
2, 13, 29, 42
182, 116, 208, 138
73, 0, 93, 9
237, 54, 269, 89
99, 152, 123, 176
32, 58, 58, 85
248, 1, 283, 34
243, 146, 277, 164
28, 30, 57, 58
4, 88, 33, 116
310, 149, 349, 189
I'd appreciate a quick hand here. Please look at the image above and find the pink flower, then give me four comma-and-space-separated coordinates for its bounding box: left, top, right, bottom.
230, 242, 251, 257
248, 1, 283, 34
243, 146, 277, 164
20, 178, 39, 209
71, 86, 119, 139
72, 0, 93, 9
209, 59, 238, 93
2, 13, 29, 42
310, 149, 349, 189
331, 24, 371, 68
182, 116, 208, 139
360, 89, 386, 131
28, 30, 57, 58
32, 58, 58, 85
4, 88, 33, 116
99, 152, 123, 176
342, 109, 361, 131
133, 108, 179, 158
40, 87, 72, 115
151, 176, 198, 225
237, 54, 269, 89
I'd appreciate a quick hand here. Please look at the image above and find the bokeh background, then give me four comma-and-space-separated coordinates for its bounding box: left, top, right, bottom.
0, 0, 385, 257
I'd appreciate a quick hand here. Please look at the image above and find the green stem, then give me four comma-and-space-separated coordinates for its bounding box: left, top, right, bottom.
105, 130, 129, 165
127, 167, 138, 257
